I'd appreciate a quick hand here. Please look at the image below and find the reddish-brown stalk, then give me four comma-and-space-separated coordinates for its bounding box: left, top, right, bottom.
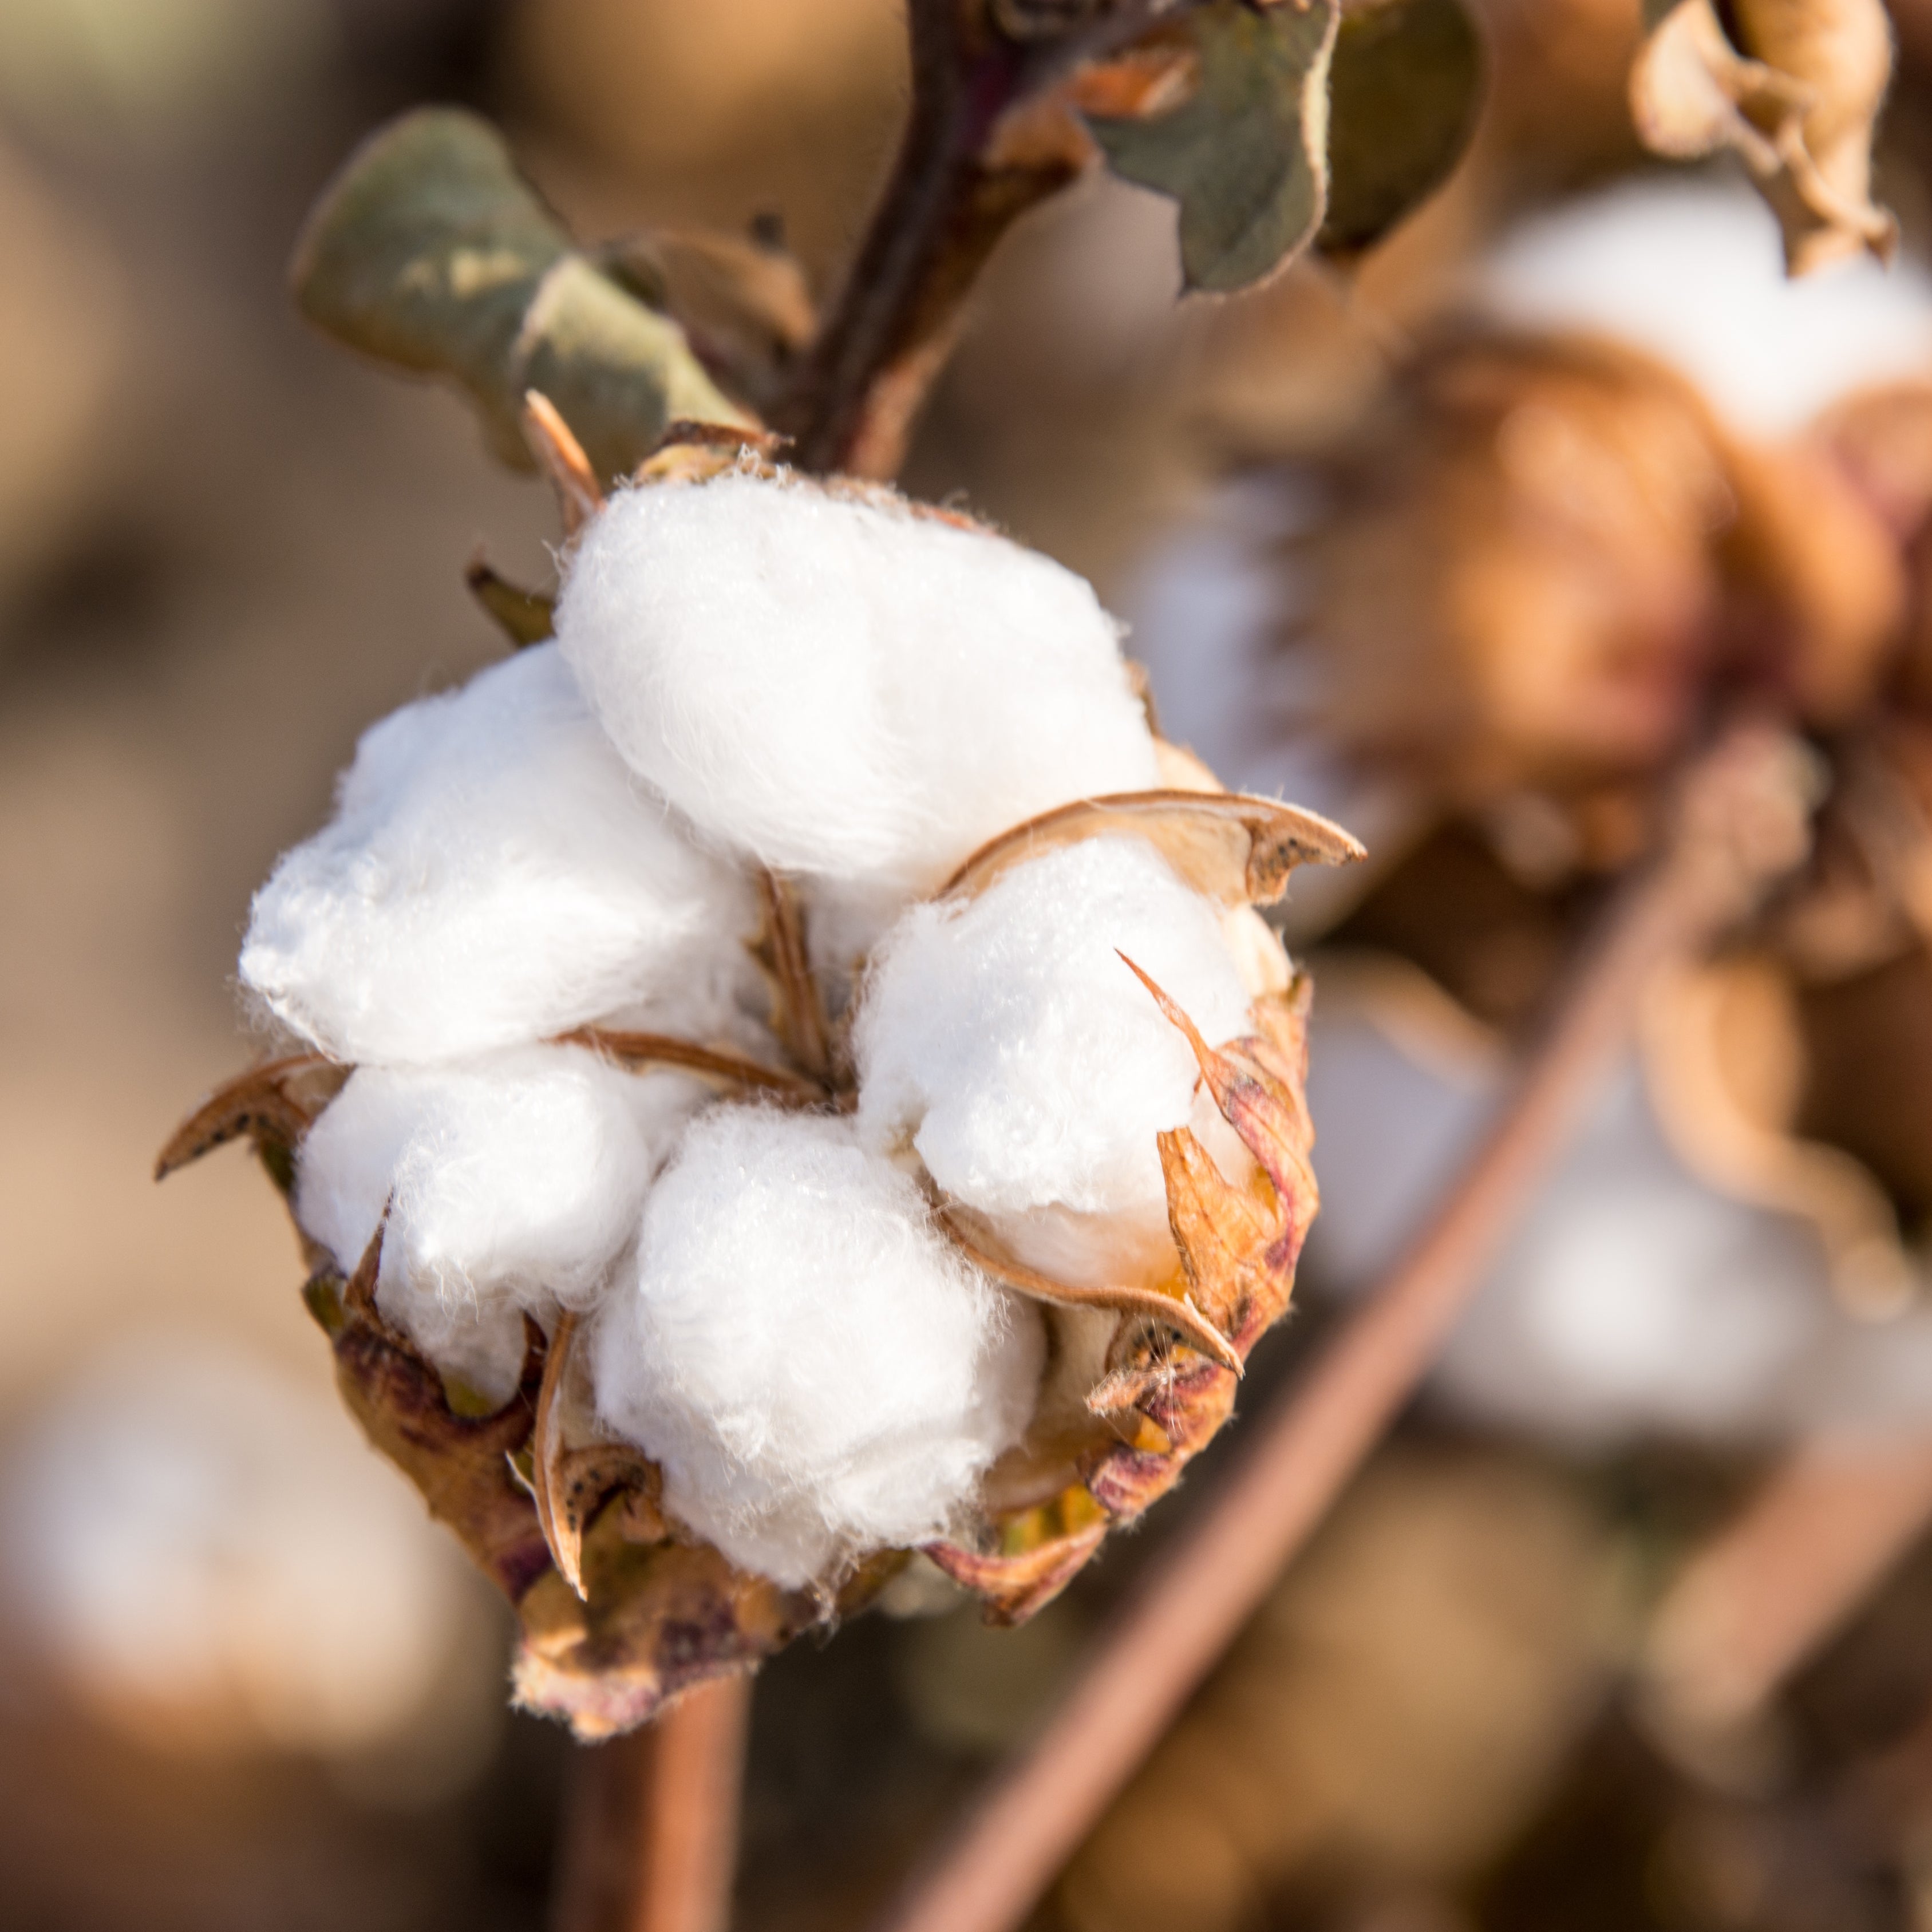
866, 725, 1806, 1932
551, 1676, 752, 1932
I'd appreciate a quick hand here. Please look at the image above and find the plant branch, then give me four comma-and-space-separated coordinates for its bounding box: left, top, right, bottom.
866, 723, 1807, 1932
551, 1676, 753, 1932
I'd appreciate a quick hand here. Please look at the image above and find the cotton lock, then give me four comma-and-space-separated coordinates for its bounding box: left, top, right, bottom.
240, 645, 761, 1065
854, 835, 1254, 1286
297, 1044, 707, 1404
591, 1107, 1046, 1588
554, 473, 1162, 892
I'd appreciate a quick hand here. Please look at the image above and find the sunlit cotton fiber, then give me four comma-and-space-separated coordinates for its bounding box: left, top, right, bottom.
297, 1045, 706, 1404
240, 644, 759, 1065
853, 835, 1254, 1285
554, 473, 1161, 892
592, 1107, 1045, 1588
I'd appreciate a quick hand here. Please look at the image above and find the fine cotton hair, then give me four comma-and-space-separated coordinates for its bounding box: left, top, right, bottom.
296, 1044, 706, 1404
592, 1107, 1045, 1587
554, 473, 1163, 892
853, 835, 1254, 1284
240, 645, 760, 1065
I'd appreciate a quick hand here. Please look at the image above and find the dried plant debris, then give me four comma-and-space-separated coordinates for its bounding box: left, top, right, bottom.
290, 109, 750, 483
165, 457, 1357, 1733
1631, 0, 1897, 275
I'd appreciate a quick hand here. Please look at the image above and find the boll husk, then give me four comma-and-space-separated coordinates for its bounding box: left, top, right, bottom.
164, 439, 1361, 1736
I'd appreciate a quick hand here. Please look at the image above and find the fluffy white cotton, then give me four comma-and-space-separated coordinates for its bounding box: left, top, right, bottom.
554, 474, 1161, 892
297, 1044, 706, 1403
854, 836, 1253, 1285
592, 1107, 1045, 1587
240, 645, 760, 1065
1478, 175, 1932, 439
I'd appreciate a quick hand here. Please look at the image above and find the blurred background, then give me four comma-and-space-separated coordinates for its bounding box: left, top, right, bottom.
9, 2, 1932, 1929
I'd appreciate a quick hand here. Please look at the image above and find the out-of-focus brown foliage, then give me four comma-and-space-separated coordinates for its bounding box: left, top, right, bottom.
1631, 0, 1897, 275
1299, 330, 1901, 869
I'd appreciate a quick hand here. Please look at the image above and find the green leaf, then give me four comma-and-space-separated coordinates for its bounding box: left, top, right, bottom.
1085, 0, 1341, 295
1319, 0, 1481, 255
289, 109, 750, 484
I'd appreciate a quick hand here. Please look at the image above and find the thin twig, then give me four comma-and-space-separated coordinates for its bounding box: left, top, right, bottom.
867, 724, 1803, 1932
1643, 1432, 1932, 1742
551, 1677, 755, 1932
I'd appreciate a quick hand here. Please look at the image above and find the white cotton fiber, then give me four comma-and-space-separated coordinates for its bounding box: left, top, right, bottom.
853, 835, 1253, 1285
1478, 176, 1932, 439
297, 1044, 706, 1404
592, 1107, 1045, 1587
240, 645, 760, 1065
554, 475, 1161, 892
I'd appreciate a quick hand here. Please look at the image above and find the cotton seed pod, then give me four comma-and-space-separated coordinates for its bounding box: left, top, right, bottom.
1277, 326, 1901, 872
164, 447, 1360, 1735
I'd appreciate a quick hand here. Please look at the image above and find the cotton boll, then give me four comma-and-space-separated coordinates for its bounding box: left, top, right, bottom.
1, 1336, 481, 1762
1478, 176, 1932, 440
853, 835, 1253, 1286
593, 1108, 1045, 1588
1302, 993, 1932, 1448
240, 644, 761, 1064
555, 474, 1162, 893
297, 1044, 706, 1404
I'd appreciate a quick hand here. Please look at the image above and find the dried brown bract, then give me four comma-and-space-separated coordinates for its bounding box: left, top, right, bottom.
1631, 0, 1897, 275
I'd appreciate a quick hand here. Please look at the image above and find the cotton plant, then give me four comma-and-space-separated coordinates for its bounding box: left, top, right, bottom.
163, 418, 1360, 1731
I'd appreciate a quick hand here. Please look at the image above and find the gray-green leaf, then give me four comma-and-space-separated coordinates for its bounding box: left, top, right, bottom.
1085, 0, 1341, 295
289, 109, 749, 484
1319, 0, 1481, 255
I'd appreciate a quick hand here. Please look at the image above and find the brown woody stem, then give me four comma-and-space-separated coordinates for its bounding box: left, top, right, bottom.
866, 724, 1800, 1932
551, 1677, 754, 1932
785, 2, 1027, 476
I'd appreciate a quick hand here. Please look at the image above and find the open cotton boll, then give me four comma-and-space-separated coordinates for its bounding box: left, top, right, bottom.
297, 1044, 706, 1405
592, 1107, 1045, 1588
554, 473, 1161, 892
853, 835, 1254, 1286
240, 644, 761, 1065
1478, 176, 1932, 440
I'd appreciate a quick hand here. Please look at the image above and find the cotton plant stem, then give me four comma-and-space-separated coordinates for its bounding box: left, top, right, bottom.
868, 725, 1799, 1932
551, 1676, 753, 1932
785, 0, 1203, 477
1643, 1433, 1932, 1740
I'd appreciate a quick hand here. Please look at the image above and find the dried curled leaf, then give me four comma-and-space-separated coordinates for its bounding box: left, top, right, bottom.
942, 789, 1364, 909
1631, 0, 1896, 275
1085, 0, 1341, 293
1319, 0, 1482, 256
309, 1228, 555, 1602
931, 975, 1319, 1622
290, 109, 750, 484
154, 1053, 349, 1198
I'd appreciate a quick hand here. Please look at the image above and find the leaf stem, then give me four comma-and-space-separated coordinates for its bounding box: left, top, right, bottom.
863, 722, 1803, 1932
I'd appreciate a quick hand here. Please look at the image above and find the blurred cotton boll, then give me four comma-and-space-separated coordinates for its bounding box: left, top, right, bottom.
1303, 977, 1932, 1449
0, 1336, 494, 1780
1476, 174, 1932, 440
